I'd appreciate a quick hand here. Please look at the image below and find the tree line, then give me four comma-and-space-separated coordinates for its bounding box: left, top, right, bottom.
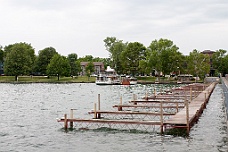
0, 43, 109, 80
104, 37, 228, 78
0, 37, 227, 81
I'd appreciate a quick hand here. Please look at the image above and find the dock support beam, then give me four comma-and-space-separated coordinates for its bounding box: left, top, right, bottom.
70, 109, 73, 129
118, 96, 123, 111
64, 114, 68, 130
94, 103, 97, 119
160, 102, 164, 134
185, 97, 190, 135
97, 94, 101, 118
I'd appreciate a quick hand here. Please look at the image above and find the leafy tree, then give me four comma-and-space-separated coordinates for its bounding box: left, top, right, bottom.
67, 53, 79, 76
121, 42, 146, 76
138, 60, 151, 76
4, 42, 35, 80
85, 62, 95, 80
187, 49, 210, 79
104, 37, 126, 74
34, 47, 58, 75
220, 54, 228, 76
147, 38, 180, 77
212, 49, 227, 76
46, 54, 71, 80
0, 46, 3, 62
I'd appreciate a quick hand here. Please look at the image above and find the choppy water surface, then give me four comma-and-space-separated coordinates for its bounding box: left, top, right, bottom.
0, 83, 227, 152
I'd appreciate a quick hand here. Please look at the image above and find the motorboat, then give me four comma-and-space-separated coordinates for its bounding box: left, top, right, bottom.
121, 76, 137, 85
95, 74, 121, 85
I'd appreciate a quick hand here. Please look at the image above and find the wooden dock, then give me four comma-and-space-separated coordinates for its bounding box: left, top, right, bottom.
57, 82, 217, 135
164, 82, 217, 133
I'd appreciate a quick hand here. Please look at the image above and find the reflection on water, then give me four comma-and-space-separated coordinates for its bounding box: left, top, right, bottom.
0, 83, 227, 152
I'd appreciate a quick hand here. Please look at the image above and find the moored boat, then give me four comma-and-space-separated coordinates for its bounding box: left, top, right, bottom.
121, 76, 137, 85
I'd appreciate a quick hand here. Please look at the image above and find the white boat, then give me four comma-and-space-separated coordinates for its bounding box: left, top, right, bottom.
129, 77, 137, 85
95, 74, 121, 85
95, 66, 121, 85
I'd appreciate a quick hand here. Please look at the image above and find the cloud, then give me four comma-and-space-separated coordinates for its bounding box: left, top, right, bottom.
0, 0, 228, 57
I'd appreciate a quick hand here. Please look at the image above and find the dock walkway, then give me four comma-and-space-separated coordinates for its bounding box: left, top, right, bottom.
57, 82, 217, 134
164, 82, 217, 130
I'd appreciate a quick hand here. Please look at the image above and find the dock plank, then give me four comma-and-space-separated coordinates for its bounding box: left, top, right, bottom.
164, 82, 216, 126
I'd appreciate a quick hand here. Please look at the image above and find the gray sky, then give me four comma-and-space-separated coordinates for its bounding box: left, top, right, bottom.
1, 0, 228, 58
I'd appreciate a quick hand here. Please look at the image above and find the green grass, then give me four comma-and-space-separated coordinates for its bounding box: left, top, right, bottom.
0, 76, 96, 83
0, 75, 201, 83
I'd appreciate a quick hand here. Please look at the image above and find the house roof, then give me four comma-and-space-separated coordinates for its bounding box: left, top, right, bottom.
201, 50, 215, 54
80, 62, 104, 66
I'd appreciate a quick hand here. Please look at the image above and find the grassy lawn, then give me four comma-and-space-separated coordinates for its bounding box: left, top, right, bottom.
0, 75, 200, 83
0, 76, 96, 83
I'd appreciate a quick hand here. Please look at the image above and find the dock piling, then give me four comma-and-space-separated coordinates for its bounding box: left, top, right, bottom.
160, 101, 164, 134
97, 94, 101, 118
185, 96, 190, 135
70, 109, 73, 128
64, 114, 68, 130
118, 96, 123, 111
94, 103, 97, 119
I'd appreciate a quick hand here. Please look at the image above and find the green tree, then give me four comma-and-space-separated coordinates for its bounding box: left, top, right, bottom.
4, 42, 36, 80
147, 38, 180, 77
34, 47, 58, 75
220, 54, 228, 76
187, 49, 210, 79
67, 53, 79, 76
85, 61, 94, 80
46, 54, 71, 80
121, 42, 146, 76
212, 49, 227, 76
104, 37, 126, 74
0, 46, 3, 62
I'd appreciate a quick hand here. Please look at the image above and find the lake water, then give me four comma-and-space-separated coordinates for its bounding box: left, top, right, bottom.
0, 83, 227, 152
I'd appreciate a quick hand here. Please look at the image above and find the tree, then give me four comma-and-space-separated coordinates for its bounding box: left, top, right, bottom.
34, 47, 58, 75
46, 54, 71, 80
147, 38, 180, 77
104, 37, 126, 74
187, 49, 210, 79
4, 42, 36, 80
212, 49, 227, 76
121, 42, 146, 76
220, 54, 228, 76
85, 62, 95, 80
67, 53, 79, 76
0, 46, 3, 62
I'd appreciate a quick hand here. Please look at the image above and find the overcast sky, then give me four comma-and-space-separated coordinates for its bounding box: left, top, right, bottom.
1, 0, 228, 58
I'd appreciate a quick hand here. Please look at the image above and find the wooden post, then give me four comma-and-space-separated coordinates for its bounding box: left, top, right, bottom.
185, 97, 190, 135
160, 101, 164, 134
154, 88, 156, 98
145, 92, 148, 101
97, 94, 101, 118
190, 87, 192, 102
94, 103, 97, 119
176, 102, 179, 113
70, 109, 73, 129
118, 96, 123, 111
64, 114, 68, 130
